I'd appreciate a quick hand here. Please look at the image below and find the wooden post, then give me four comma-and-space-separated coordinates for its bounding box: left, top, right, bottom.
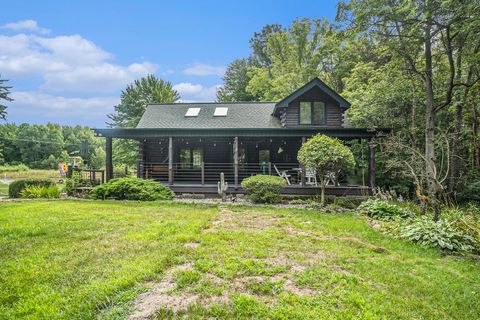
301, 137, 306, 186
368, 140, 376, 188
201, 162, 205, 185
168, 137, 173, 185
233, 136, 239, 187
105, 137, 113, 181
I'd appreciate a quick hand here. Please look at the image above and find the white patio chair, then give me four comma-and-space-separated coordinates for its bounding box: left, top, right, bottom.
325, 171, 336, 186
305, 168, 317, 186
273, 164, 291, 185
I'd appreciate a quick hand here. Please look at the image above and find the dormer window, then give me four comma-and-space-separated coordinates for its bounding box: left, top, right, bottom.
299, 101, 325, 125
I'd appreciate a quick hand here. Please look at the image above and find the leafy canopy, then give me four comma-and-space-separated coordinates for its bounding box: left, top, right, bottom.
108, 75, 180, 165
108, 74, 180, 128
298, 134, 355, 179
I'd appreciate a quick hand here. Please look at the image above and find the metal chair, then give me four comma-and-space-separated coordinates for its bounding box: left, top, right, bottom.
273, 164, 291, 185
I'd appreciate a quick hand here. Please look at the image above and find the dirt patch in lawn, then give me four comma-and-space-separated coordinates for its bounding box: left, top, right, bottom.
207, 206, 281, 233
284, 225, 388, 253
129, 263, 195, 319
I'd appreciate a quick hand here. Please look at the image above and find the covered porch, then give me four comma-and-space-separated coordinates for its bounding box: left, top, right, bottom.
95, 128, 387, 196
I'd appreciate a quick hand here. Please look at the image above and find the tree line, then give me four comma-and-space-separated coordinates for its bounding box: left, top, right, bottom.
0, 123, 105, 169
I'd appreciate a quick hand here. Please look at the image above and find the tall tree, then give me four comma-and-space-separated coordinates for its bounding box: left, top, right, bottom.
338, 0, 480, 216
216, 58, 258, 102
0, 77, 13, 120
249, 24, 284, 68
108, 75, 180, 128
108, 75, 180, 165
246, 18, 360, 101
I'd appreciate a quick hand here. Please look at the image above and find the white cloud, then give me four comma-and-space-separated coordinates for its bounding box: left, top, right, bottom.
1, 19, 50, 35
0, 32, 159, 93
10, 91, 118, 119
41, 62, 158, 93
173, 82, 204, 95
183, 64, 225, 76
173, 82, 220, 101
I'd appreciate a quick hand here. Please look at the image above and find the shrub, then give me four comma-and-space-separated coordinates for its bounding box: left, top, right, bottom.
241, 175, 286, 204
65, 176, 92, 196
8, 178, 55, 198
91, 177, 174, 201
20, 185, 60, 199
358, 199, 414, 221
400, 217, 478, 253
0, 164, 29, 173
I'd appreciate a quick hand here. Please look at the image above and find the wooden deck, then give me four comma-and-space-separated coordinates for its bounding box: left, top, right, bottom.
167, 183, 372, 196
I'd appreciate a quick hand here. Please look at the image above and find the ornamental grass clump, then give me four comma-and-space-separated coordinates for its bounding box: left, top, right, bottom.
358, 199, 414, 221
20, 185, 60, 199
241, 175, 286, 204
91, 177, 174, 201
8, 178, 55, 198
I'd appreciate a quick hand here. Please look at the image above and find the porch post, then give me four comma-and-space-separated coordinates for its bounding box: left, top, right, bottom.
168, 137, 173, 185
368, 139, 376, 188
105, 137, 113, 182
301, 137, 306, 186
233, 136, 239, 187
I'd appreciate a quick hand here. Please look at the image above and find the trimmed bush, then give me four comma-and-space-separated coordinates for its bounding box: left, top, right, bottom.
400, 217, 478, 253
241, 175, 286, 204
91, 177, 174, 201
358, 199, 414, 221
20, 185, 60, 199
8, 179, 55, 198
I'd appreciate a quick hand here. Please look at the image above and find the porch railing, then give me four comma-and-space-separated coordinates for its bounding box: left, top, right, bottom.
143, 162, 302, 185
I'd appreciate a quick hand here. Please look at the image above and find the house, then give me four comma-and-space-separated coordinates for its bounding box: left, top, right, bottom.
94, 78, 390, 195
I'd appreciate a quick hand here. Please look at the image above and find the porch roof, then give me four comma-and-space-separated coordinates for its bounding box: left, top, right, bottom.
93, 127, 391, 139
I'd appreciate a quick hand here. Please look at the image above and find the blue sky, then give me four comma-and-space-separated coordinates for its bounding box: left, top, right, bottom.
1, 0, 339, 127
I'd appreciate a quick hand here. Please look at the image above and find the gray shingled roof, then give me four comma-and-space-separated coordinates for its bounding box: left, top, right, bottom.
136, 103, 281, 129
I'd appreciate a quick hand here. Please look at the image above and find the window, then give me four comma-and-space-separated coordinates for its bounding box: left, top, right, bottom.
299, 101, 325, 125
180, 148, 203, 168
299, 102, 311, 124
185, 107, 201, 117
214, 107, 228, 116
180, 148, 191, 168
192, 148, 203, 168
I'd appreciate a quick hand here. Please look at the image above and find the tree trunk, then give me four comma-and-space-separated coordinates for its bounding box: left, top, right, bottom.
450, 54, 463, 193
474, 83, 480, 168
424, 15, 436, 199
320, 178, 326, 206
424, 8, 440, 220
411, 82, 417, 146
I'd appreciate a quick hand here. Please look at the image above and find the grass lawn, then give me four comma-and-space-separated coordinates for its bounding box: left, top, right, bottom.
0, 201, 478, 319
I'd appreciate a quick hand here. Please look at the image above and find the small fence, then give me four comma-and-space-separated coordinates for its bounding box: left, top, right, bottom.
67, 168, 105, 186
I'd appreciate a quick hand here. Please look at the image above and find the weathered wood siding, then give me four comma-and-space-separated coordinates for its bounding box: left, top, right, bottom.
283, 86, 345, 128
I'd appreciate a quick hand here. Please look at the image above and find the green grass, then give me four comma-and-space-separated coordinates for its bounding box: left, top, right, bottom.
0, 201, 479, 319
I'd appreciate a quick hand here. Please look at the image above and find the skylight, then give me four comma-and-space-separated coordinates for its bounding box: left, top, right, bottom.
185, 107, 201, 117
214, 107, 228, 117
